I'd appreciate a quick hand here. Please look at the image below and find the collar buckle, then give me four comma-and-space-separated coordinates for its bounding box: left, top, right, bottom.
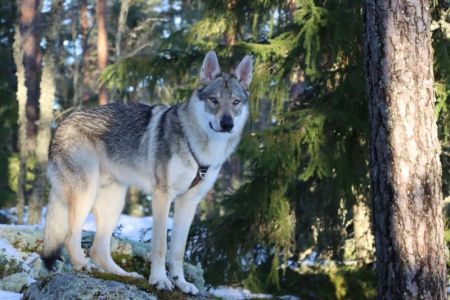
199, 168, 208, 179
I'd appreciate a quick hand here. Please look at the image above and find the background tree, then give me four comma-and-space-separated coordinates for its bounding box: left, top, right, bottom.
363, 0, 446, 297
96, 0, 109, 105
26, 0, 63, 225
20, 0, 40, 152
0, 0, 18, 210
12, 0, 27, 224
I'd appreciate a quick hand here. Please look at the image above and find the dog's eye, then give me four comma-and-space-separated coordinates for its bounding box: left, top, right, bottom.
233, 99, 241, 105
209, 97, 218, 104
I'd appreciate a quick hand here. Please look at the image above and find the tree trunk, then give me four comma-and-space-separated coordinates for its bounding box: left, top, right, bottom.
72, 5, 81, 108
115, 0, 130, 60
125, 186, 143, 217
13, 23, 28, 225
96, 0, 109, 105
352, 194, 375, 267
20, 0, 39, 152
112, 0, 130, 102
81, 0, 90, 103
27, 0, 62, 225
363, 0, 446, 297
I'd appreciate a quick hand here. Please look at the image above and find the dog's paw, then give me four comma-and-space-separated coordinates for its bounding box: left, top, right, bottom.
149, 275, 173, 291
79, 263, 97, 272
174, 279, 199, 295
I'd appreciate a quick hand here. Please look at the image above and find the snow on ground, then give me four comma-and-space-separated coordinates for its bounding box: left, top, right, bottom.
0, 290, 22, 300
209, 286, 272, 299
82, 212, 173, 241
208, 286, 300, 300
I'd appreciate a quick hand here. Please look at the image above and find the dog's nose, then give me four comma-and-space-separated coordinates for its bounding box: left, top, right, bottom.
220, 115, 234, 132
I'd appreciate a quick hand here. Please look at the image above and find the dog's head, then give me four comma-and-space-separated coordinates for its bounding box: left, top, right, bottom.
194, 51, 253, 134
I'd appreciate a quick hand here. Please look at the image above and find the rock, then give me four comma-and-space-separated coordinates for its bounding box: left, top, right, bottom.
22, 272, 157, 300
22, 272, 215, 300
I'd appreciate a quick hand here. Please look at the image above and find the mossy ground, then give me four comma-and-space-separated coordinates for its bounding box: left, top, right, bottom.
111, 253, 151, 278
91, 271, 219, 300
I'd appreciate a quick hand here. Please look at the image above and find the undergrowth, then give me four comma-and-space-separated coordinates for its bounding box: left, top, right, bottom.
0, 252, 25, 280
243, 263, 377, 300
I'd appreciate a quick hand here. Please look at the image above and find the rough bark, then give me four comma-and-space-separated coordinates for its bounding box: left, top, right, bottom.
20, 0, 39, 152
27, 0, 62, 225
13, 23, 28, 225
363, 0, 446, 297
352, 195, 375, 267
96, 0, 109, 105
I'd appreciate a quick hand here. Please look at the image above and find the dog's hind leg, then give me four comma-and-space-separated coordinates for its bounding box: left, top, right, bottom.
64, 173, 99, 271
90, 181, 143, 278
167, 195, 202, 295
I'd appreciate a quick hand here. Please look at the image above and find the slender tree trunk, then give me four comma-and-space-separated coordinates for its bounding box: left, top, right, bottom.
112, 0, 130, 102
13, 23, 28, 225
72, 6, 81, 108
115, 0, 130, 60
96, 0, 109, 105
27, 0, 62, 225
80, 0, 91, 103
125, 186, 143, 217
352, 194, 374, 267
363, 0, 446, 297
20, 0, 39, 152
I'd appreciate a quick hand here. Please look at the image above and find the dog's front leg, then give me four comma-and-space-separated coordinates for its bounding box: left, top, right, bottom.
149, 188, 173, 291
167, 195, 202, 295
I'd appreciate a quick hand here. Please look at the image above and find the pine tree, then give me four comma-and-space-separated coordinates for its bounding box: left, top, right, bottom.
363, 0, 446, 296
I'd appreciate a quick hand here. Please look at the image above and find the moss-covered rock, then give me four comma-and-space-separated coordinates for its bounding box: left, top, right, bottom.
22, 272, 158, 300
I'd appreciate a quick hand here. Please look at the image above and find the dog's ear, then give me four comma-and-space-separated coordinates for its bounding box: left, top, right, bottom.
200, 51, 221, 85
234, 55, 253, 90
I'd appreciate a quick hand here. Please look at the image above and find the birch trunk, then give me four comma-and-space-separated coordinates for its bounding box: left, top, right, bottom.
363, 0, 446, 297
27, 0, 62, 225
13, 24, 28, 225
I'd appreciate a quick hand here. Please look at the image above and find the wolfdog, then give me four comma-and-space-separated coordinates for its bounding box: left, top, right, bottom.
41, 51, 252, 294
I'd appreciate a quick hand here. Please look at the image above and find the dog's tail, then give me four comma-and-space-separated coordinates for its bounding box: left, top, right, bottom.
41, 188, 70, 271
